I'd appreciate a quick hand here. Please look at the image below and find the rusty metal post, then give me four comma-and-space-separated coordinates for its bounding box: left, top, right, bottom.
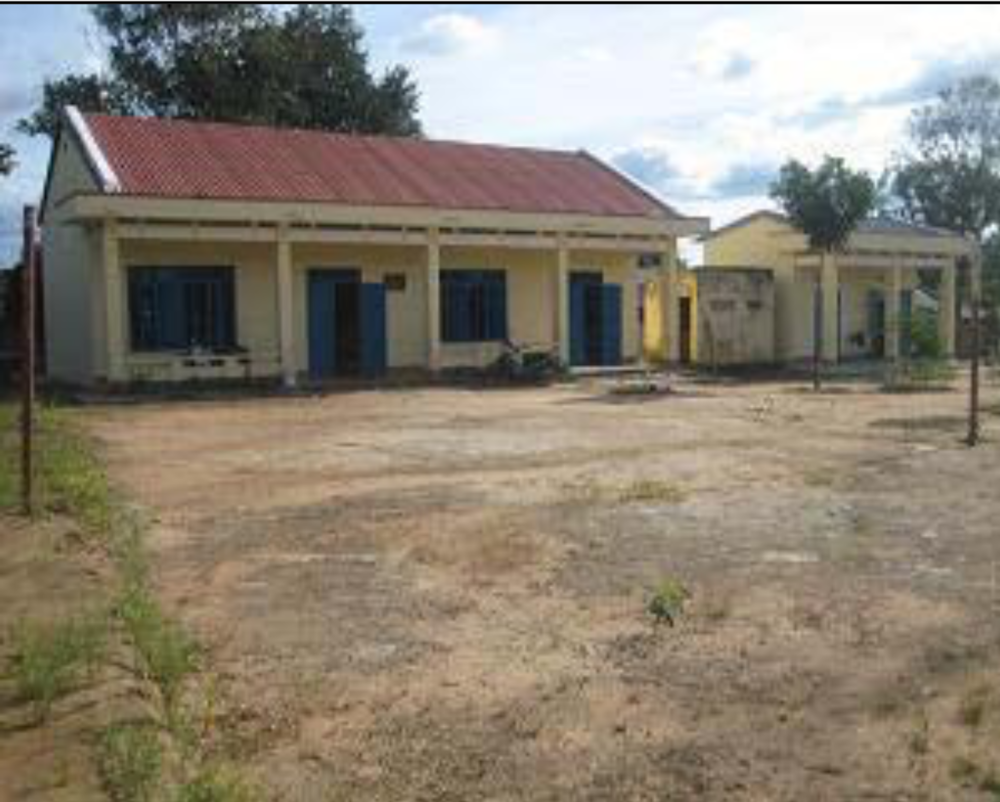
20, 205, 36, 515
967, 245, 983, 448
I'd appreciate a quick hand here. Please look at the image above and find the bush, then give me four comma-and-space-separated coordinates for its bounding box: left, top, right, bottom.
7, 612, 107, 721
98, 722, 164, 802
648, 579, 691, 626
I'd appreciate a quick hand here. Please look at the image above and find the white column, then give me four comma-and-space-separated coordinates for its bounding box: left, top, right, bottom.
103, 218, 126, 383
427, 227, 441, 371
821, 253, 839, 363
277, 226, 296, 387
939, 261, 957, 358
556, 239, 570, 364
886, 264, 903, 361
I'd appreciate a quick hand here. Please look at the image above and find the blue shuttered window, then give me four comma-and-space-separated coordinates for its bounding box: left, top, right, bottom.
441, 270, 507, 342
129, 267, 236, 352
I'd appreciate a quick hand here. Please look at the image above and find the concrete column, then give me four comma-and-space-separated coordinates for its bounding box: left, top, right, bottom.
939, 261, 957, 358
103, 218, 126, 383
664, 256, 681, 363
556, 239, 570, 365
277, 227, 296, 387
821, 253, 839, 363
886, 264, 903, 361
427, 227, 441, 371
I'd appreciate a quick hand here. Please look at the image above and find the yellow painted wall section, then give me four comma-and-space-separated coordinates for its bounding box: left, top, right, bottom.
71, 234, 647, 380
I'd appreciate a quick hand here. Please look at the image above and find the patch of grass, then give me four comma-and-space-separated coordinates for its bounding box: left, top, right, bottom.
0, 404, 115, 534
958, 684, 991, 729
116, 581, 199, 715
98, 722, 164, 802
908, 710, 930, 756
802, 469, 835, 489
618, 479, 686, 505
648, 579, 691, 627
6, 611, 107, 721
177, 764, 257, 802
950, 755, 981, 786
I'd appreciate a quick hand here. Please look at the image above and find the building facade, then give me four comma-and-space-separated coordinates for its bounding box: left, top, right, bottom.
41, 108, 707, 386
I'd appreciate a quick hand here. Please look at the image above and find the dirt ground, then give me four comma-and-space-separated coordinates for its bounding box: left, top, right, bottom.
85, 372, 1000, 801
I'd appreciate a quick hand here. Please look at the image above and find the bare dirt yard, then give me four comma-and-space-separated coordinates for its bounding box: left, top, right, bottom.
84, 373, 1000, 801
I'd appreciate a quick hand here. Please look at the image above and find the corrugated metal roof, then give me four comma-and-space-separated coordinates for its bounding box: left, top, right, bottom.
80, 113, 680, 220
701, 209, 964, 242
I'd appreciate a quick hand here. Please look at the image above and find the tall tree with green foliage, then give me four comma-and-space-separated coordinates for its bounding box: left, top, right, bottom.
770, 156, 876, 389
18, 3, 421, 139
887, 75, 1000, 239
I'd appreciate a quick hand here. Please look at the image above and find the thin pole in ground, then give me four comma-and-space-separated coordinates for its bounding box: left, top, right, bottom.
967, 246, 983, 447
20, 205, 37, 515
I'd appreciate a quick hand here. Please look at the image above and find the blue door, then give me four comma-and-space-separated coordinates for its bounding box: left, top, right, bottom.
570, 272, 602, 366
308, 268, 379, 379
600, 284, 623, 366
308, 271, 337, 379
360, 283, 387, 376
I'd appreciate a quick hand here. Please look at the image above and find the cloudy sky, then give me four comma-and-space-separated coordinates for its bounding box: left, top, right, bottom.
2, 3, 1000, 263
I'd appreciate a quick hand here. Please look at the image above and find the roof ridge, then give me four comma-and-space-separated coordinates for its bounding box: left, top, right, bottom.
80, 110, 586, 160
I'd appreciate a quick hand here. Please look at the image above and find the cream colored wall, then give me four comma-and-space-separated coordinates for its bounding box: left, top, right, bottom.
42, 133, 101, 383
693, 270, 775, 365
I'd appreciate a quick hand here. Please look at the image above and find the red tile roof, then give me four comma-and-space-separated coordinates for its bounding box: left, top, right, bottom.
80, 113, 679, 220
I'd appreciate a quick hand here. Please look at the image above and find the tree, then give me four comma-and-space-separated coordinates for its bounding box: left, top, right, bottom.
887, 75, 1000, 445
0, 142, 14, 176
887, 76, 1000, 239
770, 157, 876, 389
18, 3, 421, 139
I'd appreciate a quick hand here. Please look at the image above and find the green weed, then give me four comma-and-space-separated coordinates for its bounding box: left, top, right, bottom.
7, 612, 107, 721
98, 722, 164, 802
648, 579, 691, 626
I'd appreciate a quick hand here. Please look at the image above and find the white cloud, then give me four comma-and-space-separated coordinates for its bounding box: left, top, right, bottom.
400, 13, 500, 58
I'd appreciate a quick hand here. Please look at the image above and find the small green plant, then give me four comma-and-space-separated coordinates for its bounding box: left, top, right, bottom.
950, 755, 981, 786
619, 480, 686, 505
648, 579, 691, 626
177, 764, 257, 802
958, 685, 991, 729
907, 708, 931, 756
98, 722, 164, 802
7, 612, 107, 720
117, 583, 199, 714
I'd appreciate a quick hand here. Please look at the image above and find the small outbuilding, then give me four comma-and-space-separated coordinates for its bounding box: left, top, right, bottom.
699, 210, 976, 365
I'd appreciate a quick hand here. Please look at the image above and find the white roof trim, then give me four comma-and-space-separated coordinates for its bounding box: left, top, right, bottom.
65, 105, 121, 193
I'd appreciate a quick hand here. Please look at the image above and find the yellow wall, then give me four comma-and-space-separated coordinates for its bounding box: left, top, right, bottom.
86, 238, 642, 381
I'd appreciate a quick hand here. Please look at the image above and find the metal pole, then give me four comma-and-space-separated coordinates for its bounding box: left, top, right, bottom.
967, 247, 982, 447
20, 205, 36, 515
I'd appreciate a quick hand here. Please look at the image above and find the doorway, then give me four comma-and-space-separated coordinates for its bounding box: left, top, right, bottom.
569, 272, 622, 367
678, 296, 693, 365
308, 269, 386, 379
